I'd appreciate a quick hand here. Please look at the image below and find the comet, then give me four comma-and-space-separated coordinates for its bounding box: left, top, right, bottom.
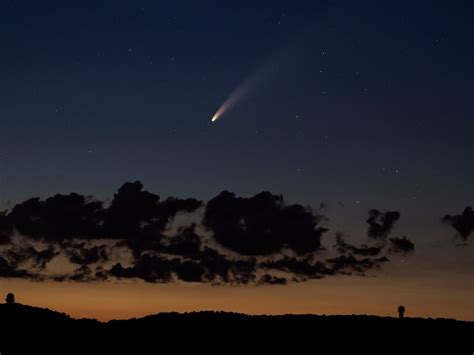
210, 63, 274, 122
210, 23, 315, 123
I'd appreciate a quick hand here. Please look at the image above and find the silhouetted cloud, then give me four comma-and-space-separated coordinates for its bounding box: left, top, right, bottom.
0, 256, 34, 278
62, 242, 109, 265
258, 274, 287, 285
102, 181, 160, 238
3, 245, 59, 270
162, 225, 202, 259
442, 206, 474, 241
103, 182, 202, 258
260, 256, 332, 279
203, 191, 328, 255
200, 247, 259, 285
367, 209, 400, 240
326, 255, 389, 275
110, 255, 176, 283
174, 260, 206, 282
68, 265, 96, 282
54, 265, 108, 282
261, 252, 392, 279
389, 236, 415, 254
0, 211, 13, 245
109, 245, 261, 285
335, 233, 383, 256
71, 265, 109, 282
7, 181, 202, 243
157, 198, 203, 227
0, 183, 418, 284
9, 193, 103, 241
103, 181, 202, 239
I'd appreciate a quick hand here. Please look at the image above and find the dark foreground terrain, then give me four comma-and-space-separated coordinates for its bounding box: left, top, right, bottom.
0, 303, 472, 354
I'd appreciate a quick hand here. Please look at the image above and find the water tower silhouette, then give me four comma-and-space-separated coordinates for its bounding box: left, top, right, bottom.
397, 305, 405, 319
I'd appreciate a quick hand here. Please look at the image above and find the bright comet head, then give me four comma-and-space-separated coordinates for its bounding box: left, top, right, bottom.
211, 67, 264, 123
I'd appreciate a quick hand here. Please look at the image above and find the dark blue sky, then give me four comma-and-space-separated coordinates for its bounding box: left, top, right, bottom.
0, 0, 472, 217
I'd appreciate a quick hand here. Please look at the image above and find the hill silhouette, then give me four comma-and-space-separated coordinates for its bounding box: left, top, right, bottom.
0, 302, 472, 354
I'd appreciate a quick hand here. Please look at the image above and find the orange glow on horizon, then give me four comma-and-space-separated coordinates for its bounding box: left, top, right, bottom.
2, 264, 472, 322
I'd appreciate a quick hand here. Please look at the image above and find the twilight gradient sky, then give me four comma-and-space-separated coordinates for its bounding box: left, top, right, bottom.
0, 0, 473, 321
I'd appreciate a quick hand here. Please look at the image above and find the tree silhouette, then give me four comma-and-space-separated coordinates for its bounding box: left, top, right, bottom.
5, 293, 15, 304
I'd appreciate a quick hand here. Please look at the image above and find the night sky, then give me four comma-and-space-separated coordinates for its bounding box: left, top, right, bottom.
0, 0, 473, 321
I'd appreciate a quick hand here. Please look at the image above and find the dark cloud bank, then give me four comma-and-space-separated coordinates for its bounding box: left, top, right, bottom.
1, 181, 467, 285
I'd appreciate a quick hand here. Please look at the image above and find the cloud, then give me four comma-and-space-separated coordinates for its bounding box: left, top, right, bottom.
258, 274, 287, 285
103, 181, 202, 239
9, 193, 103, 241
203, 191, 328, 255
54, 265, 108, 282
0, 256, 35, 278
174, 260, 206, 282
3, 244, 59, 270
389, 236, 415, 254
199, 247, 256, 284
0, 183, 417, 285
260, 251, 390, 279
7, 181, 202, 243
62, 242, 109, 265
326, 254, 389, 275
260, 256, 332, 279
367, 209, 400, 240
110, 255, 176, 283
109, 244, 261, 285
442, 206, 474, 241
157, 198, 203, 227
0, 211, 13, 245
162, 225, 202, 259
103, 182, 202, 259
334, 233, 383, 256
